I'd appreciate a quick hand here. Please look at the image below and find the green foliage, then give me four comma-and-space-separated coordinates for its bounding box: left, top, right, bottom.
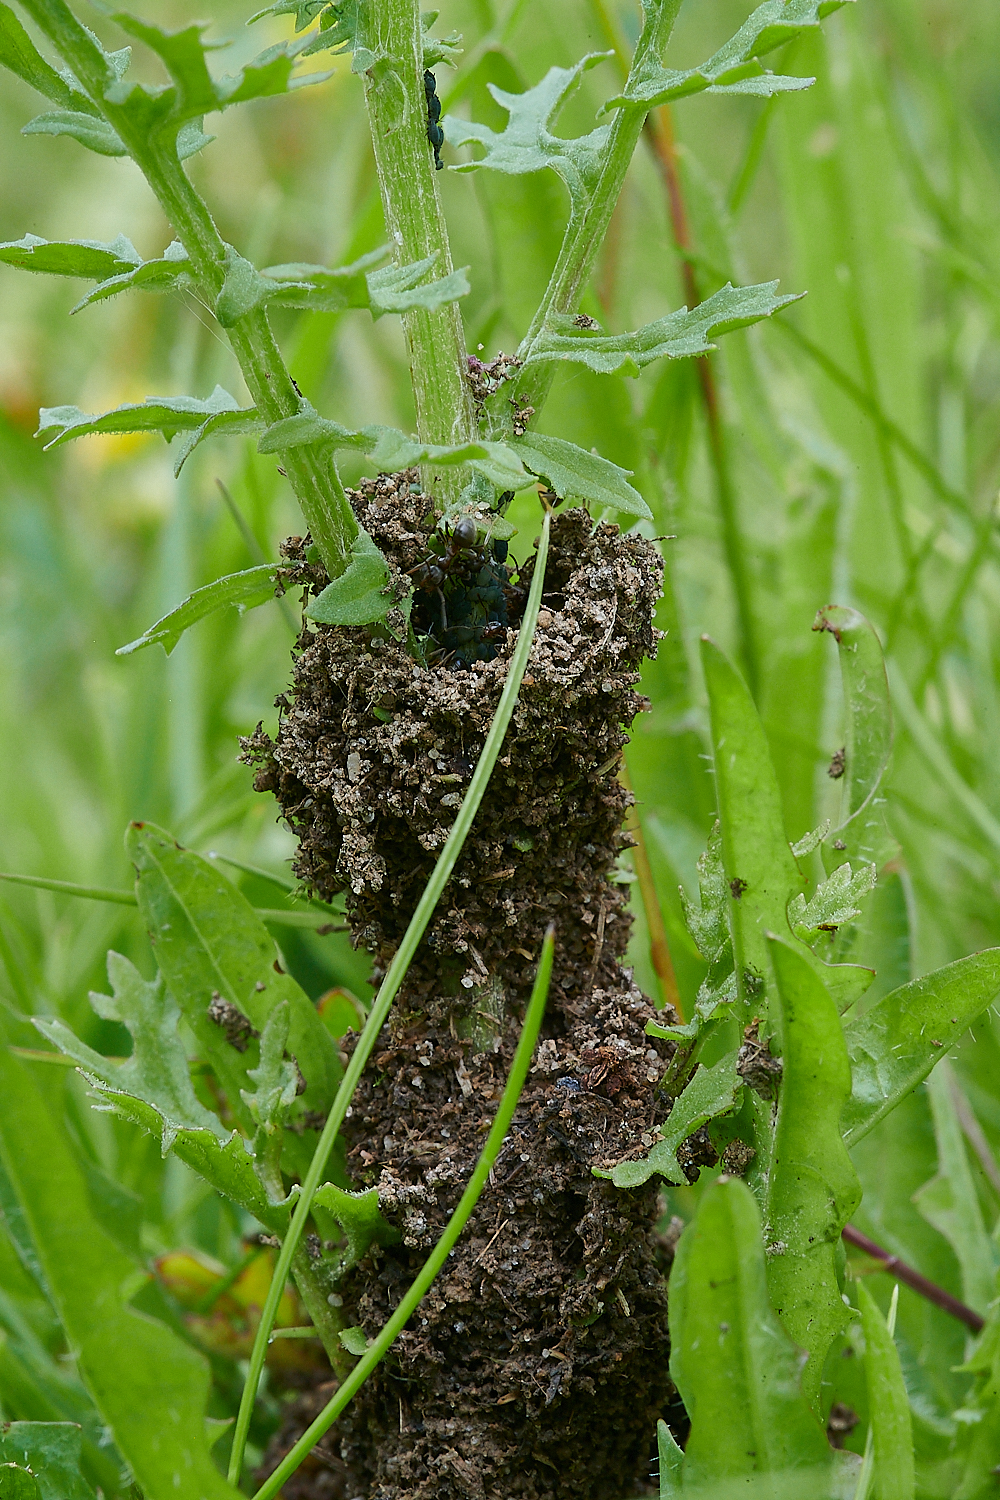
763, 934, 860, 1406
116, 565, 279, 657
598, 1055, 742, 1187
307, 528, 396, 627
0, 1424, 96, 1500
667, 1177, 832, 1487
525, 282, 802, 377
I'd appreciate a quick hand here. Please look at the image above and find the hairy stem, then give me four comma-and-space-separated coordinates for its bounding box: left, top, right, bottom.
20, 0, 356, 576
361, 0, 475, 502
485, 0, 683, 429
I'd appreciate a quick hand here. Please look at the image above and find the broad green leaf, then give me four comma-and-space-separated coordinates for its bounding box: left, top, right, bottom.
339, 1325, 370, 1356
601, 0, 852, 114
0, 1047, 241, 1500
307, 528, 396, 627
21, 110, 125, 156
701, 637, 806, 1025
819, 960, 875, 1011
842, 950, 1000, 1147
510, 432, 651, 518
0, 1466, 41, 1500
126, 822, 343, 1138
116, 565, 277, 657
35, 387, 249, 450
764, 934, 861, 1407
258, 408, 374, 454
443, 54, 613, 212
34, 951, 227, 1146
913, 1064, 997, 1315
0, 232, 140, 280
0, 1424, 96, 1500
596, 1053, 742, 1186
525, 282, 802, 377
259, 245, 389, 313
365, 256, 471, 319
669, 1176, 832, 1486
787, 861, 876, 943
0, 3, 94, 111
813, 606, 893, 857
857, 1284, 915, 1500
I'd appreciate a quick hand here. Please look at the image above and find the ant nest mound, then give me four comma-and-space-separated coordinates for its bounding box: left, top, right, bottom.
246, 471, 679, 1500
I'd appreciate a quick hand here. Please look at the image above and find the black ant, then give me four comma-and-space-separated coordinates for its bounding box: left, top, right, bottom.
409, 516, 514, 665
424, 71, 444, 170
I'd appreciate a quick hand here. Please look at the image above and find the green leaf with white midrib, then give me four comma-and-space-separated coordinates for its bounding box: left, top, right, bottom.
524, 282, 802, 377
668, 1176, 832, 1487
764, 934, 861, 1409
600, 0, 853, 114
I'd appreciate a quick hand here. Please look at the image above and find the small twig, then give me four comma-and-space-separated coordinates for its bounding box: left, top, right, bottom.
842, 1223, 984, 1333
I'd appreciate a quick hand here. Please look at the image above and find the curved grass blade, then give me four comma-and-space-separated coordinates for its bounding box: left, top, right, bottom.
251, 926, 555, 1500
227, 508, 553, 1484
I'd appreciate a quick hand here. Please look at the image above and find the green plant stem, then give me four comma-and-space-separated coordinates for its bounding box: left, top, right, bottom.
19, 0, 356, 576
492, 0, 683, 426
362, 0, 475, 498
0, 871, 341, 929
252, 925, 556, 1500
227, 509, 553, 1485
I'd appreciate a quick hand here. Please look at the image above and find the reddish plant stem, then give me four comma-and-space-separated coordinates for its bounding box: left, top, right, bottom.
643, 108, 760, 696
842, 1223, 984, 1333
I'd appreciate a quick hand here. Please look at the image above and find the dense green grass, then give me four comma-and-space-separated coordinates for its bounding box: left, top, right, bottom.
3, 0, 1000, 1491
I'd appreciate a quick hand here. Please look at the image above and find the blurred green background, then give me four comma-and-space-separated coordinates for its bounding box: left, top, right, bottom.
3, 0, 1000, 1490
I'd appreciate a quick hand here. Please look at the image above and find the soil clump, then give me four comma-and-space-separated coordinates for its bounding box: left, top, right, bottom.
244, 475, 677, 1500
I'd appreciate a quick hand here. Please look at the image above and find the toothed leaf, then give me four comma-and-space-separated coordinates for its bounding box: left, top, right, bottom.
510, 432, 652, 518
116, 565, 278, 658
35, 387, 248, 449
526, 282, 802, 376
601, 0, 853, 114
366, 257, 471, 319
307, 528, 396, 627
787, 861, 877, 942
0, 232, 140, 280
443, 54, 613, 212
22, 110, 126, 156
596, 1053, 742, 1186
0, 3, 95, 111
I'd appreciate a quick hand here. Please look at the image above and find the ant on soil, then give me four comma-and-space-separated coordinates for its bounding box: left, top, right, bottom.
408, 515, 517, 666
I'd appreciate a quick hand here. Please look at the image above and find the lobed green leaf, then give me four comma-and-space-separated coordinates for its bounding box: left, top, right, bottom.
841, 949, 1000, 1147
35, 386, 250, 450
668, 1176, 832, 1486
510, 432, 651, 517
0, 3, 95, 112
0, 232, 139, 280
307, 528, 397, 628
126, 822, 343, 1145
443, 54, 613, 212
787, 860, 877, 943
116, 564, 277, 657
525, 282, 802, 377
596, 1053, 742, 1186
601, 0, 854, 114
21, 110, 125, 156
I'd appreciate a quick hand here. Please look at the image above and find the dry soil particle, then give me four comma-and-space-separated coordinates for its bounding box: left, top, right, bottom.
245, 479, 676, 1500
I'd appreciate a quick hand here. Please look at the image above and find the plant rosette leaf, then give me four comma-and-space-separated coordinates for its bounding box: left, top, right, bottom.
668, 1176, 832, 1487
787, 861, 877, 946
841, 949, 1000, 1147
116, 565, 278, 657
764, 935, 861, 1408
126, 822, 343, 1145
595, 1053, 743, 1187
0, 1424, 96, 1500
524, 282, 802, 377
307, 528, 398, 628
0, 1048, 241, 1500
443, 53, 613, 212
600, 0, 854, 113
